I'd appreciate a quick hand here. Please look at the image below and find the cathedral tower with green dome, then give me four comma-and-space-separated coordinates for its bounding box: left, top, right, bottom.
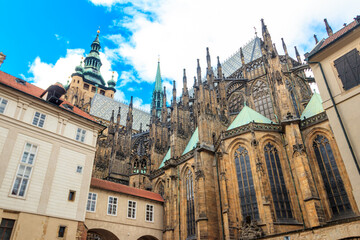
64, 30, 117, 113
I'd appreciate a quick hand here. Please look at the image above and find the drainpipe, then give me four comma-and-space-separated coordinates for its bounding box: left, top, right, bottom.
215, 153, 226, 239
307, 61, 360, 173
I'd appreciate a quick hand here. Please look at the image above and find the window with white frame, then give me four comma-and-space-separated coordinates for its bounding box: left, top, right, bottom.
11, 143, 37, 197
127, 200, 136, 219
86, 192, 97, 212
0, 97, 8, 114
75, 128, 86, 142
107, 196, 118, 216
145, 204, 154, 222
32, 111, 46, 128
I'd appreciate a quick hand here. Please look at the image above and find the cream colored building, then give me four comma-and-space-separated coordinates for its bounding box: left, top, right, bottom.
85, 178, 163, 240
307, 17, 360, 207
0, 70, 104, 239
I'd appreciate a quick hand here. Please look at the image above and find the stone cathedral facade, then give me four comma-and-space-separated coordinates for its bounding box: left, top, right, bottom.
69, 19, 360, 239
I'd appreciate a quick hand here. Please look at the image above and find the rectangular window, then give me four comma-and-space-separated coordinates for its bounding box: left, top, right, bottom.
334, 48, 360, 91
0, 97, 8, 114
11, 143, 37, 197
84, 83, 89, 90
91, 87, 96, 93
100, 90, 105, 95
87, 192, 97, 212
32, 111, 46, 128
145, 204, 154, 222
68, 190, 76, 201
0, 219, 15, 240
127, 200, 136, 219
75, 128, 86, 142
107, 196, 118, 216
76, 166, 83, 173
58, 226, 66, 238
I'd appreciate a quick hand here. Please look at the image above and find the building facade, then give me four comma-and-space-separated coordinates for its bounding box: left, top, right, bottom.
307, 16, 360, 209
91, 19, 360, 239
0, 71, 104, 239
85, 178, 163, 240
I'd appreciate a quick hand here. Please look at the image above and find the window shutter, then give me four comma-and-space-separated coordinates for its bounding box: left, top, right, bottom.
334, 48, 360, 90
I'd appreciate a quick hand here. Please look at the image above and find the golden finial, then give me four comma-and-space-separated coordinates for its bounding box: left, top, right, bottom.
97, 26, 100, 34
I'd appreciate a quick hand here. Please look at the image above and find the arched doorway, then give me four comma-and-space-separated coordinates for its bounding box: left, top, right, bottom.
137, 235, 159, 240
87, 228, 119, 240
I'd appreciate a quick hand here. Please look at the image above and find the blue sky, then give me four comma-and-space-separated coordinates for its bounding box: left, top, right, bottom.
1, 0, 359, 111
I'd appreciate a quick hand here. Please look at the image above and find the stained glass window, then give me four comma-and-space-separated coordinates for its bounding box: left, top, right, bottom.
313, 135, 352, 216
186, 169, 195, 238
252, 80, 274, 119
234, 146, 259, 220
264, 143, 293, 220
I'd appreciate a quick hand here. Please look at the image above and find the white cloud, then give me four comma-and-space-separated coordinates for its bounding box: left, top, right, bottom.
28, 49, 118, 90
97, 0, 360, 96
54, 34, 61, 40
133, 97, 151, 112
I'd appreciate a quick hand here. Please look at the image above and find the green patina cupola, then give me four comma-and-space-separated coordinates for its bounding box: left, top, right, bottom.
107, 72, 116, 88
82, 30, 106, 86
151, 60, 163, 117
75, 58, 84, 75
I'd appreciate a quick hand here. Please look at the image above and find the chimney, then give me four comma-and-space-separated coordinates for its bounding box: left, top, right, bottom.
0, 52, 6, 68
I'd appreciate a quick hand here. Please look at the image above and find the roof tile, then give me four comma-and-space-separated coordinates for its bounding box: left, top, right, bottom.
0, 70, 96, 122
90, 178, 164, 203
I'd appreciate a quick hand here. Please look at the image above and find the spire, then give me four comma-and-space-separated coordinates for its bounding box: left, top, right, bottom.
261, 18, 267, 35
217, 56, 222, 78
314, 34, 319, 44
110, 109, 115, 123
183, 69, 188, 95
172, 80, 176, 106
194, 76, 197, 87
116, 106, 121, 124
324, 18, 333, 37
273, 43, 278, 56
163, 86, 167, 108
240, 47, 245, 65
151, 60, 163, 118
281, 38, 288, 55
206, 47, 212, 71
294, 46, 302, 63
197, 59, 202, 85
126, 96, 133, 132
155, 60, 162, 92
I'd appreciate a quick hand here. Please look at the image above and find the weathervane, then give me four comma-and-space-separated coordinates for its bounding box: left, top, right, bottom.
254, 27, 257, 37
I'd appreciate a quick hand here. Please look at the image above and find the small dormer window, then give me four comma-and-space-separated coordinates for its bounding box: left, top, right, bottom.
84, 83, 89, 90
62, 104, 73, 111
91, 87, 96, 93
15, 78, 26, 85
100, 90, 105, 95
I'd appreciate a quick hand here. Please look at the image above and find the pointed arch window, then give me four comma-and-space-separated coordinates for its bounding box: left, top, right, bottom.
158, 182, 164, 198
252, 80, 274, 119
186, 169, 195, 238
234, 146, 259, 220
313, 135, 352, 216
228, 93, 244, 114
264, 143, 293, 220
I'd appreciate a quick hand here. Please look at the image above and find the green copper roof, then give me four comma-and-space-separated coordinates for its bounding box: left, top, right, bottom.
301, 93, 324, 120
154, 61, 162, 92
227, 105, 272, 130
159, 148, 171, 169
182, 127, 199, 155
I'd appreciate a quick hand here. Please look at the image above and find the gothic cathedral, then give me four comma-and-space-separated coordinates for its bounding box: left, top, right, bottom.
67, 19, 359, 239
